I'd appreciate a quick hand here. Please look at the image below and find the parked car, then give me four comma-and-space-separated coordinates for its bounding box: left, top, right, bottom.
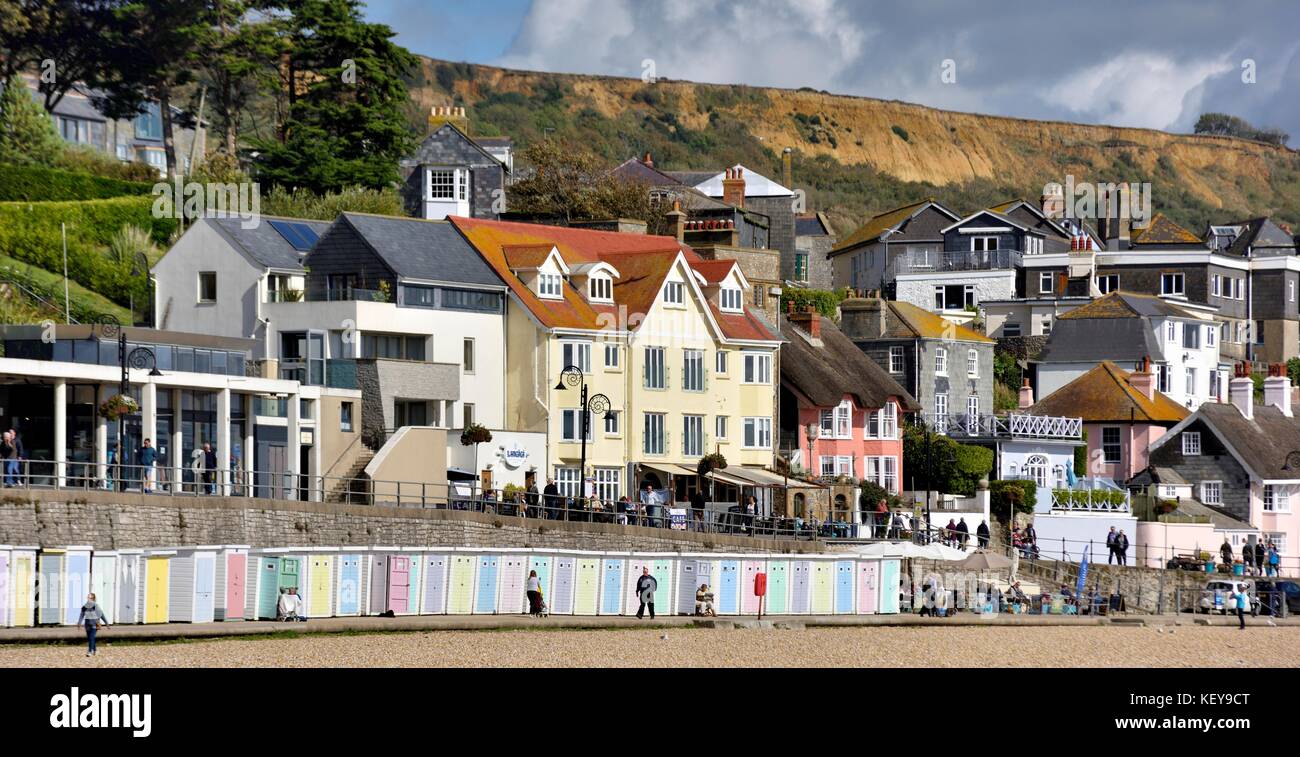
1197, 579, 1259, 614
1253, 579, 1300, 616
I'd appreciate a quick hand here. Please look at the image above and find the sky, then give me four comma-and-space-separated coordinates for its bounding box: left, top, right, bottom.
363, 0, 1300, 144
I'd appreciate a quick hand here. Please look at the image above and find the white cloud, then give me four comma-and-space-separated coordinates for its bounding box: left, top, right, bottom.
1043, 53, 1234, 130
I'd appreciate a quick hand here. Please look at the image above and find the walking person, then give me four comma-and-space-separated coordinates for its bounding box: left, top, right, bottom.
77, 592, 110, 657
1105, 526, 1118, 565
1115, 529, 1130, 566
956, 517, 970, 551
874, 498, 889, 539
139, 438, 158, 494
202, 442, 218, 494
525, 480, 540, 519
1243, 540, 1255, 576
976, 520, 990, 549
525, 570, 543, 617
542, 477, 560, 519
1255, 541, 1267, 577
1267, 544, 1280, 577
8, 428, 23, 486
1220, 537, 1234, 569
944, 518, 958, 548
0, 431, 16, 487
634, 567, 657, 620
640, 484, 659, 528
690, 487, 706, 532
1231, 583, 1249, 630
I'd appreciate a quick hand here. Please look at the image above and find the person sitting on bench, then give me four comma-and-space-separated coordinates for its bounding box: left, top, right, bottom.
695, 583, 717, 616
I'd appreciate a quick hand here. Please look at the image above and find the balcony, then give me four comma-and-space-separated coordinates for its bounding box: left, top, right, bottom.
303, 282, 392, 303
278, 358, 359, 389
890, 249, 1023, 278
922, 412, 1082, 440
1050, 486, 1131, 513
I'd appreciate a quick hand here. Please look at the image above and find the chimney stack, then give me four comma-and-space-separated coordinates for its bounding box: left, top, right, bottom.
788, 306, 821, 341
428, 104, 469, 133
1264, 363, 1292, 417
1230, 362, 1254, 420
643, 152, 654, 168
1129, 357, 1156, 401
782, 148, 793, 190
722, 167, 746, 208
1018, 378, 1034, 409
1100, 186, 1131, 250
838, 297, 886, 339
666, 199, 685, 242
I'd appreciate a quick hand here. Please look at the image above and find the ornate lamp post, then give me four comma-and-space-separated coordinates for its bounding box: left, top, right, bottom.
116, 331, 161, 492
554, 365, 611, 517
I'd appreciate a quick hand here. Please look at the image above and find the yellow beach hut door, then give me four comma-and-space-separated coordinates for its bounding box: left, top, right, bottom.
144, 557, 170, 623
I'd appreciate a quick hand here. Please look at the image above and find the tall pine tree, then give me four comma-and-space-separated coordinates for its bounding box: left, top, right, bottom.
0, 74, 64, 165
251, 0, 415, 192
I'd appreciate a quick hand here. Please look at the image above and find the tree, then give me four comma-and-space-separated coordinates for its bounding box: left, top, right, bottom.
508, 138, 678, 234
1194, 112, 1290, 147
902, 423, 993, 497
0, 1, 126, 112
250, 0, 416, 192
0, 74, 63, 165
195, 0, 284, 155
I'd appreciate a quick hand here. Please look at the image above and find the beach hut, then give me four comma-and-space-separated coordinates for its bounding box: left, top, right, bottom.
212, 545, 249, 621
527, 553, 554, 610
599, 553, 627, 615
765, 558, 790, 615
247, 549, 282, 620
741, 558, 764, 614
473, 551, 500, 614
446, 550, 476, 615
335, 551, 365, 616
879, 559, 901, 614
622, 554, 650, 616
89, 550, 118, 624
402, 548, 424, 615
58, 546, 94, 627
676, 556, 716, 616
37, 548, 63, 625
549, 551, 577, 615
419, 549, 453, 615
717, 558, 741, 615
855, 558, 879, 615
367, 549, 393, 616
810, 557, 835, 614
790, 559, 812, 615
385, 549, 413, 615
305, 548, 339, 619
834, 559, 856, 614
498, 551, 528, 615
141, 549, 176, 624
167, 547, 217, 623
6, 546, 37, 627
114, 549, 142, 625
573, 553, 600, 615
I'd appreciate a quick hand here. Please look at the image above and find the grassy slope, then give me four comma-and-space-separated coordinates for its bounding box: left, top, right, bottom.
0, 253, 133, 323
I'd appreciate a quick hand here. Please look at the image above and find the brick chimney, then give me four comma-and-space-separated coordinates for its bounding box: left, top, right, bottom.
1230, 362, 1254, 420
1264, 363, 1292, 417
782, 148, 793, 189
838, 297, 886, 339
642, 152, 654, 168
665, 199, 685, 242
1129, 357, 1156, 401
789, 305, 821, 342
428, 105, 469, 133
1018, 378, 1034, 409
722, 167, 746, 208
1100, 185, 1131, 250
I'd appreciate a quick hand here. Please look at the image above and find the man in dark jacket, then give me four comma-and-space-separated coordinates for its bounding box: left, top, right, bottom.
202, 442, 218, 494
689, 488, 706, 531
1106, 526, 1118, 564
976, 520, 991, 549
1114, 529, 1130, 566
542, 477, 561, 519
635, 567, 658, 619
1254, 541, 1266, 574
1220, 538, 1234, 568
956, 518, 970, 550
525, 480, 540, 518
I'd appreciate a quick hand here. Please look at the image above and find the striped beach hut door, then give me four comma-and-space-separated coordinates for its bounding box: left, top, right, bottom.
718, 561, 739, 615
498, 555, 525, 614
475, 555, 499, 614
38, 553, 63, 625
194, 553, 216, 623
388, 557, 409, 614
447, 554, 474, 614
337, 555, 360, 615
834, 561, 854, 614
226, 552, 246, 620
63, 551, 91, 626
527, 555, 552, 606
677, 561, 698, 615
623, 558, 648, 616
279, 557, 301, 592
552, 556, 575, 615
309, 556, 333, 618
117, 557, 138, 625
368, 554, 388, 615
652, 559, 673, 614
422, 554, 448, 615
741, 560, 763, 614
600, 559, 624, 615
791, 561, 810, 614
0, 553, 8, 627
879, 559, 901, 614
14, 554, 34, 627
856, 560, 878, 615
811, 561, 833, 614
766, 561, 789, 614
144, 557, 169, 624
257, 559, 281, 619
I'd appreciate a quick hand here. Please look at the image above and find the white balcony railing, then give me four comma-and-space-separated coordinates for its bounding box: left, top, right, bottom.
922, 412, 1082, 440
1051, 488, 1131, 513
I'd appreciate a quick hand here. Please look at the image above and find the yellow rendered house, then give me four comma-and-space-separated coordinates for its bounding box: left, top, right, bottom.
452, 217, 782, 510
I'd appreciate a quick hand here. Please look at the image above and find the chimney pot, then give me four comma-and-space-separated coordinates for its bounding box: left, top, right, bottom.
1018, 379, 1034, 409
643, 152, 654, 167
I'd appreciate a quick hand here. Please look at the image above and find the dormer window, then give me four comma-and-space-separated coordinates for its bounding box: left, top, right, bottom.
589, 276, 612, 302
538, 272, 563, 299
663, 281, 685, 306
720, 287, 742, 312
428, 168, 467, 201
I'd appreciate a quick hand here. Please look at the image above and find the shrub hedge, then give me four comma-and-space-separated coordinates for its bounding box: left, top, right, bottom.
0, 163, 153, 202
0, 197, 176, 306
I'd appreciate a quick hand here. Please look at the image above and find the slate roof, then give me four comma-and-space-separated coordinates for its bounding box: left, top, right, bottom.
1185, 403, 1300, 481
830, 199, 958, 255
211, 216, 331, 271
1130, 213, 1205, 246
334, 213, 504, 287
1058, 291, 1203, 320
1028, 361, 1189, 424
1037, 317, 1163, 364
795, 212, 834, 237
857, 300, 994, 343
781, 316, 920, 411
1220, 217, 1297, 256
611, 158, 690, 188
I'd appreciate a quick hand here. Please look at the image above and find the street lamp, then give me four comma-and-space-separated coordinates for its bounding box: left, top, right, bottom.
555, 365, 611, 517
117, 331, 162, 492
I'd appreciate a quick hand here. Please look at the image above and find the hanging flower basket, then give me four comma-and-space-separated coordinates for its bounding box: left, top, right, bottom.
697, 452, 729, 477
99, 393, 140, 420
460, 423, 493, 447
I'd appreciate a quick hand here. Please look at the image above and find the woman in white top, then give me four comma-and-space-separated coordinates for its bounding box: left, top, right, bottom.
525, 570, 543, 616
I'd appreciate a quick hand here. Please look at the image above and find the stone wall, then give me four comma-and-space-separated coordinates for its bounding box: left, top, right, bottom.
0, 490, 827, 555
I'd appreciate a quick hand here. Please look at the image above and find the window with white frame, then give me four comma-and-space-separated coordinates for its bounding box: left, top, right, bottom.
643, 412, 666, 455
821, 456, 837, 477
1166, 321, 1177, 342
1039, 272, 1054, 294
882, 401, 897, 439
604, 410, 620, 436
864, 456, 898, 493
934, 393, 948, 433
1102, 426, 1122, 464
742, 352, 771, 384
428, 169, 459, 200
1201, 481, 1222, 505
556, 466, 581, 498
971, 236, 999, 252
715, 350, 728, 375
588, 276, 612, 301
594, 468, 621, 502
683, 414, 705, 457
538, 272, 563, 299
1185, 367, 1196, 397
1212, 274, 1222, 297
1182, 323, 1200, 349
1263, 485, 1292, 512
1291, 280, 1296, 303
643, 346, 666, 389
834, 401, 852, 438
967, 348, 978, 377
1097, 274, 1120, 294
889, 346, 904, 374
1263, 484, 1278, 511
1024, 454, 1049, 488
967, 394, 979, 419
561, 341, 591, 373
682, 349, 705, 392
715, 415, 728, 440
821, 455, 852, 478
720, 287, 743, 312
663, 281, 685, 306
820, 408, 835, 437
604, 343, 620, 369
1157, 363, 1171, 393
1161, 272, 1185, 296
1267, 532, 1287, 555
1039, 316, 1052, 335
1234, 278, 1244, 300
1182, 431, 1201, 456
1206, 325, 1215, 347
561, 409, 593, 442
743, 417, 772, 448
935, 347, 947, 375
